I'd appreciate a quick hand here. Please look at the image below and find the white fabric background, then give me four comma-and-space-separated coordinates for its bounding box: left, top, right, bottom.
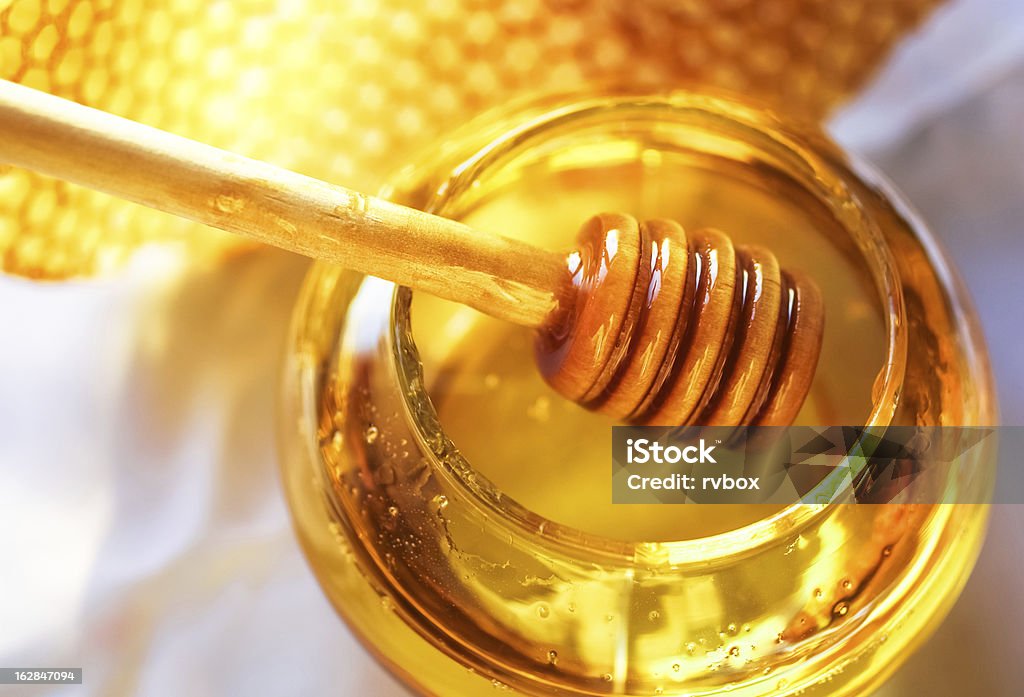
1, 1, 1023, 694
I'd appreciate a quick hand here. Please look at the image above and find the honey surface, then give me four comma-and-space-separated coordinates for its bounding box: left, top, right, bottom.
416, 151, 886, 541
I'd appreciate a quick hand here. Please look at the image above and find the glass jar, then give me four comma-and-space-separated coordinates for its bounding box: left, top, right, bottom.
277, 92, 996, 696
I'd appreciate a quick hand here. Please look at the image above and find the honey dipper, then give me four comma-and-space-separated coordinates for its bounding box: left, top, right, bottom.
0, 79, 823, 426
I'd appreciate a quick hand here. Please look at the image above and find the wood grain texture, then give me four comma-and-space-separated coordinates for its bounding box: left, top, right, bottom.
0, 79, 566, 328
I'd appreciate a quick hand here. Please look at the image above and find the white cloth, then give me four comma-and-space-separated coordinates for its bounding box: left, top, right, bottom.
2, 1, 1023, 694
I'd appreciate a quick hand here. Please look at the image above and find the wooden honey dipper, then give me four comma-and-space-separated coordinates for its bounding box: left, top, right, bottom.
0, 79, 823, 426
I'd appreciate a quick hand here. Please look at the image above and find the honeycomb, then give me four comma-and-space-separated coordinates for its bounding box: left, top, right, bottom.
0, 0, 941, 279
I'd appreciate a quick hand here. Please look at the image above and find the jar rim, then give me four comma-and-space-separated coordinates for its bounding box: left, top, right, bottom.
389, 91, 909, 566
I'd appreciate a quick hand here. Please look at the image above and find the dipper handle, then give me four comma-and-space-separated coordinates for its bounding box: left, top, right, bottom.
0, 79, 567, 327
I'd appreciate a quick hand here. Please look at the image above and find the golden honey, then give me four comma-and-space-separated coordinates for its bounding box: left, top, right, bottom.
420, 127, 886, 541
278, 93, 996, 695
0, 2, 995, 694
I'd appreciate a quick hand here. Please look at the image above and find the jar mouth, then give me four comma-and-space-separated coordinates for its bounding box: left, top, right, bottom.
388, 92, 908, 565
